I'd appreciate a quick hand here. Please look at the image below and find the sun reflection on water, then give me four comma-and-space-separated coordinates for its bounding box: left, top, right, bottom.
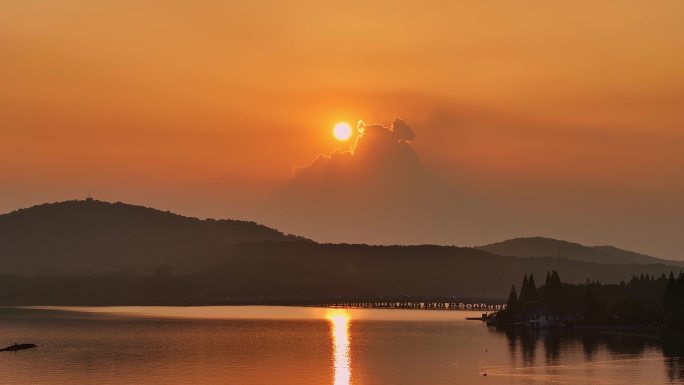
327, 310, 351, 385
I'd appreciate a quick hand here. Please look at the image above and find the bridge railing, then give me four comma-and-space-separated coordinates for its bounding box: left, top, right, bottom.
320, 300, 506, 311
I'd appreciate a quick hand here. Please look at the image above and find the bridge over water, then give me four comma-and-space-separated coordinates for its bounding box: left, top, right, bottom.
182, 296, 506, 310
312, 297, 507, 311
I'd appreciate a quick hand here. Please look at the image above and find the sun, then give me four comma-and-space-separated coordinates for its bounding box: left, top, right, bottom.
333, 122, 353, 141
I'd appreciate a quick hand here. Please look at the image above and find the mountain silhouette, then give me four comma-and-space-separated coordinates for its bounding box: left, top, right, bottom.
0, 200, 681, 304
0, 199, 303, 275
478, 237, 683, 267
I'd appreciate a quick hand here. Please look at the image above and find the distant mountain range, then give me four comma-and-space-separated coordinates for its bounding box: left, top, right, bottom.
478, 237, 684, 267
0, 199, 680, 304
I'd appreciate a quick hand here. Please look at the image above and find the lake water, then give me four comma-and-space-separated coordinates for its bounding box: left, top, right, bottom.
0, 306, 682, 384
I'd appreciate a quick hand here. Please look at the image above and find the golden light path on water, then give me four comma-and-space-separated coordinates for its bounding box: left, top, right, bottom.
327, 310, 351, 385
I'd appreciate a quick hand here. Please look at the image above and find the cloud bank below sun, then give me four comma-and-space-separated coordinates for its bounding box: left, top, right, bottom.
295, 119, 421, 183
262, 118, 483, 245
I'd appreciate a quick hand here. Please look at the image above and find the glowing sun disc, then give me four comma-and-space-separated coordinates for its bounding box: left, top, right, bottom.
333, 122, 353, 141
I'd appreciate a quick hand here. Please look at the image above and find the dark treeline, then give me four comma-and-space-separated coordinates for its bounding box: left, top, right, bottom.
499, 270, 684, 331
1, 241, 682, 305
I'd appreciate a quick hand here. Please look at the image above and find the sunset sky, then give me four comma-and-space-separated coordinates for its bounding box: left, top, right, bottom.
2, 1, 683, 258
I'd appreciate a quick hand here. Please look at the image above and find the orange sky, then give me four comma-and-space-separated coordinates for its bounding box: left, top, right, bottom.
1, 1, 683, 258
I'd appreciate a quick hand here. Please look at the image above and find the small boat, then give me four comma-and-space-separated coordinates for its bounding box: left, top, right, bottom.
466, 313, 489, 321
0, 343, 37, 352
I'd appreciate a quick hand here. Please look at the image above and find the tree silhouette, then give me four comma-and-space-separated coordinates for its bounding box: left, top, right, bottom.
519, 274, 529, 302
507, 285, 519, 311
664, 271, 677, 311
527, 274, 538, 302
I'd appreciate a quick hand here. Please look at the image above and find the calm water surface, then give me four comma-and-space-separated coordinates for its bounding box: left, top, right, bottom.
0, 306, 683, 385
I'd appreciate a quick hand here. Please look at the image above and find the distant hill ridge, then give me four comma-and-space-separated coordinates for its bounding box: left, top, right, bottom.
0, 199, 304, 275
0, 199, 681, 294
478, 236, 684, 267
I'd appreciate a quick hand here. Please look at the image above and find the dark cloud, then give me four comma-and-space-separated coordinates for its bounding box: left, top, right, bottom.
291, 119, 428, 198
261, 119, 468, 245
389, 118, 416, 142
